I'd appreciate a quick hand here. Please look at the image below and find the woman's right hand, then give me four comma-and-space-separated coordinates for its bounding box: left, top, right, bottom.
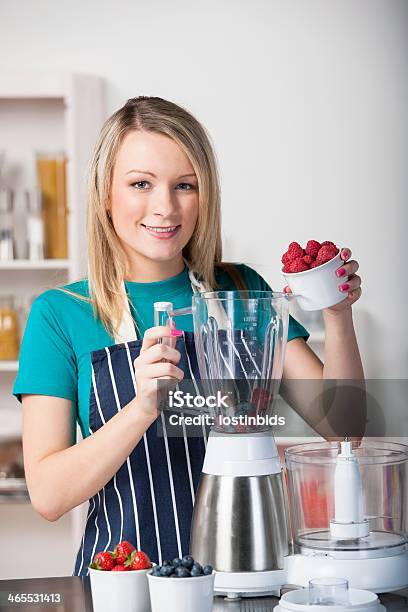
133, 325, 184, 421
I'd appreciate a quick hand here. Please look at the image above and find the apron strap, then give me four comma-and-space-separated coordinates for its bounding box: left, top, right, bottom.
113, 262, 230, 344
187, 263, 231, 330
114, 281, 138, 344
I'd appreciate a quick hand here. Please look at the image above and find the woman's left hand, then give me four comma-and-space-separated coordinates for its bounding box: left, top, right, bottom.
283, 247, 362, 313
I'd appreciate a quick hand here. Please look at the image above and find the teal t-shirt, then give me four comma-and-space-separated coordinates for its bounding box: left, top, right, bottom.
13, 263, 309, 440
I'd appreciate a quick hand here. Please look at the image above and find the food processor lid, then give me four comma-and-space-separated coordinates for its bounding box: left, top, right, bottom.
277, 587, 384, 612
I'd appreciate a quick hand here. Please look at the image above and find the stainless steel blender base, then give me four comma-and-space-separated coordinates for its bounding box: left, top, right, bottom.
213, 568, 287, 597
191, 472, 290, 573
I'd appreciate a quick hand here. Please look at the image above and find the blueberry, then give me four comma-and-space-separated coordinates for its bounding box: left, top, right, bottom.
203, 565, 213, 575
190, 564, 203, 577
175, 566, 191, 577
162, 560, 172, 566
181, 555, 194, 569
160, 564, 175, 577
151, 567, 161, 576
172, 557, 182, 567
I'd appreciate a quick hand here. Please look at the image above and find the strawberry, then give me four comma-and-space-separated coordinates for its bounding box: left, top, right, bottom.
112, 564, 128, 571
91, 551, 116, 571
125, 550, 152, 571
113, 540, 135, 565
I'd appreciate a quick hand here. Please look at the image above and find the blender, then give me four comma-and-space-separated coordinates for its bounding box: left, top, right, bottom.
158, 290, 294, 597
285, 439, 408, 592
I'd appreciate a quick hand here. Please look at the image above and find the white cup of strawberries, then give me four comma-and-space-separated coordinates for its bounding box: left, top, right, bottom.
89, 541, 152, 612
281, 240, 349, 311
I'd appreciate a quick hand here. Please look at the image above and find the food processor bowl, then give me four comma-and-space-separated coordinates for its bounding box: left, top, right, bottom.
285, 440, 408, 592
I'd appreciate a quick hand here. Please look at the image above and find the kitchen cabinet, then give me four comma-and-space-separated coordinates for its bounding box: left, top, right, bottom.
0, 71, 105, 578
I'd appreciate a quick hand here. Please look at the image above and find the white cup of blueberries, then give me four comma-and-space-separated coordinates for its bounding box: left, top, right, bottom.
147, 555, 215, 612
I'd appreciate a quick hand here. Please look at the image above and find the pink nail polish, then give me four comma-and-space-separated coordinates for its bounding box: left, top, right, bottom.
171, 329, 183, 337
336, 268, 346, 277
340, 283, 349, 292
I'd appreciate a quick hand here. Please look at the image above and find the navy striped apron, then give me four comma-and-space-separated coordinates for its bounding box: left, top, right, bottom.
72, 270, 276, 576
73, 330, 207, 576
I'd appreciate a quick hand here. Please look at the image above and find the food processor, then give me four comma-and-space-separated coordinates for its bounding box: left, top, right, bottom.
285, 440, 408, 592
158, 290, 294, 597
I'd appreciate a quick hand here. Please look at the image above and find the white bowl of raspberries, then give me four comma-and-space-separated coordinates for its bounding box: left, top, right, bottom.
147, 555, 215, 612
88, 541, 152, 612
281, 240, 348, 311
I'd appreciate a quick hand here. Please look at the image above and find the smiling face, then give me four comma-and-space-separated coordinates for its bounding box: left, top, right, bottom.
110, 130, 199, 281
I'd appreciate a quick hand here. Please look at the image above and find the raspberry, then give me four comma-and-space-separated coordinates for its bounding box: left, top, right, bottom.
316, 245, 338, 264
287, 242, 304, 262
289, 257, 309, 273
281, 252, 291, 265
320, 241, 337, 250
310, 260, 320, 268
305, 240, 321, 259
302, 255, 313, 266
282, 264, 292, 273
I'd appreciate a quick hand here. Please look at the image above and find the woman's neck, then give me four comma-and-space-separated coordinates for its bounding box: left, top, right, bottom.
124, 254, 186, 282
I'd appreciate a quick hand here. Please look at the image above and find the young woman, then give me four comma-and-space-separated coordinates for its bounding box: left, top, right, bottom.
13, 96, 364, 576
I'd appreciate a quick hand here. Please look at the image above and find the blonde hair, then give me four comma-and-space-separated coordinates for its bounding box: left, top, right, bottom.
58, 96, 243, 338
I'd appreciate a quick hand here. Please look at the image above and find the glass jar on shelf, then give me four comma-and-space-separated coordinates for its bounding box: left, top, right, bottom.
0, 296, 20, 361
36, 151, 68, 259
25, 189, 45, 260
0, 188, 16, 261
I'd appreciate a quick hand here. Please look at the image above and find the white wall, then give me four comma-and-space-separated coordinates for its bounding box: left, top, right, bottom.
0, 0, 407, 579
0, 504, 77, 579
1, 0, 407, 377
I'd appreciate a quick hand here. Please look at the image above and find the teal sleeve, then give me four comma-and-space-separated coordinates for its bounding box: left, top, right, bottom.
12, 293, 78, 403
236, 264, 310, 343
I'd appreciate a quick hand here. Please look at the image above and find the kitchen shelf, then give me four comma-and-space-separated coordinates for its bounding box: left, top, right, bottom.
0, 494, 30, 504
0, 479, 29, 503
0, 259, 71, 270
0, 71, 106, 563
0, 361, 19, 372
0, 71, 68, 99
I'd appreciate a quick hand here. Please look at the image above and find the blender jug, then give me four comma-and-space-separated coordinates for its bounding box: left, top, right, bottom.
191, 290, 289, 433
168, 290, 294, 596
